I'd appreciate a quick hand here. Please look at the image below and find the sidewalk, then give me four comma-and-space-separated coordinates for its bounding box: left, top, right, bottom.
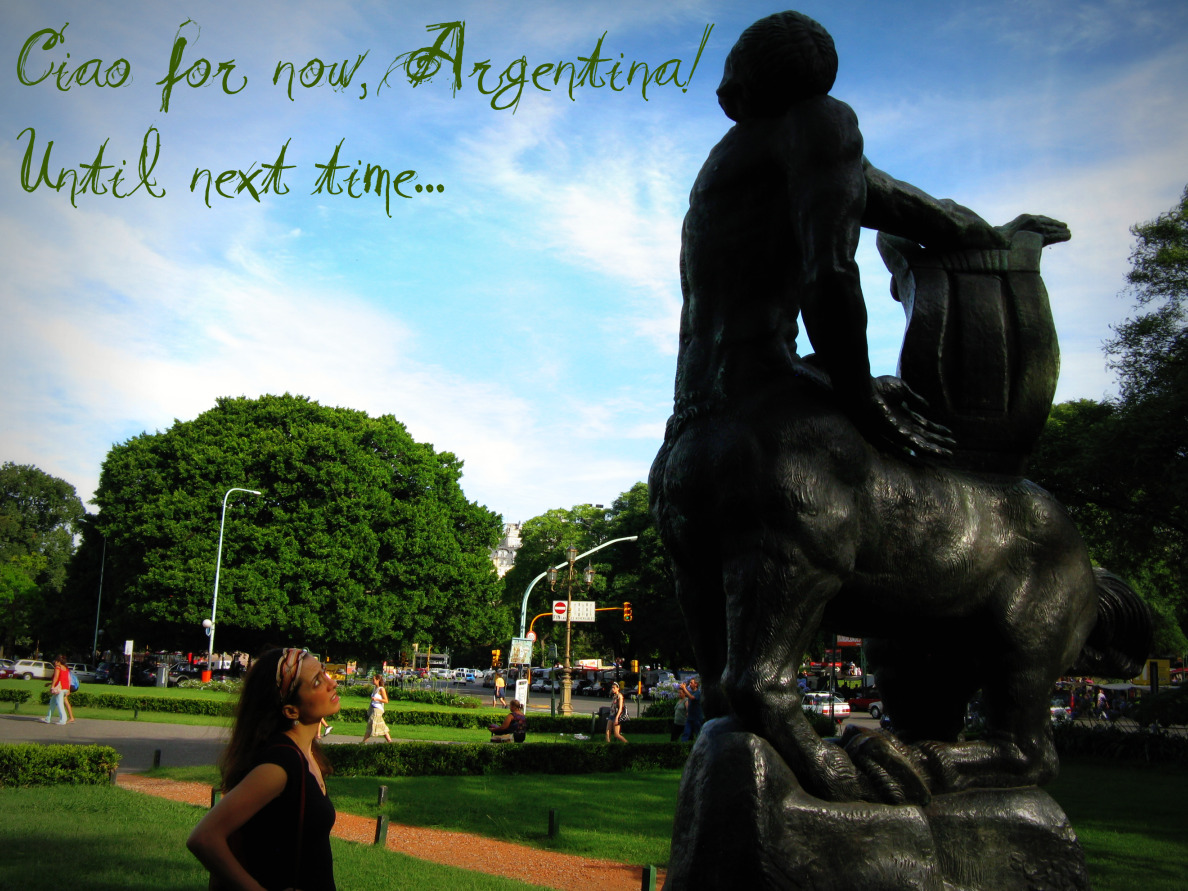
0, 711, 230, 771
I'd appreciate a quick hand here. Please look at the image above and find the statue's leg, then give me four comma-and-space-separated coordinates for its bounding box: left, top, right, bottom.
910, 522, 1097, 792
718, 533, 929, 804
669, 554, 729, 717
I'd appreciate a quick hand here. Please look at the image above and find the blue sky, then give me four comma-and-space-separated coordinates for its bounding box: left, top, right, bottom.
2, 0, 1186, 523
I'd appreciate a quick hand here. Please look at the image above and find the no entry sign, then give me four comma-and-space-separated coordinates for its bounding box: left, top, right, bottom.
552, 600, 595, 621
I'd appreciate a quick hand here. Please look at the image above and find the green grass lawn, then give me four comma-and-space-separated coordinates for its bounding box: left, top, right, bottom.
0, 784, 551, 891
149, 763, 681, 867
145, 758, 1188, 885
1047, 759, 1188, 891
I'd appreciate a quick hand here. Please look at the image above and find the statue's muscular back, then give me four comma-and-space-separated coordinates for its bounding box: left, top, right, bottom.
674, 93, 867, 417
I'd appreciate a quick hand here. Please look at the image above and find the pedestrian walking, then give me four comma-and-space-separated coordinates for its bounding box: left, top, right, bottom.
361, 674, 393, 744
680, 677, 703, 741
671, 686, 690, 742
42, 656, 70, 725
606, 681, 629, 743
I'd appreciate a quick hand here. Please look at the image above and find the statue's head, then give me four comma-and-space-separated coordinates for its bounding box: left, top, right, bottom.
717, 11, 837, 122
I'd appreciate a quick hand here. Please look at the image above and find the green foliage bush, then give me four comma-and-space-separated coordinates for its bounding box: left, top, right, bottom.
376, 687, 480, 709
644, 698, 677, 718
40, 690, 235, 716
805, 711, 840, 738
1130, 686, 1188, 727
325, 740, 689, 777
0, 689, 32, 711
1053, 723, 1188, 765
175, 678, 242, 693
0, 742, 120, 786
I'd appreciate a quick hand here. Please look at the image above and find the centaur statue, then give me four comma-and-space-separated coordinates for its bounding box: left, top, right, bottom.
650, 8, 1150, 831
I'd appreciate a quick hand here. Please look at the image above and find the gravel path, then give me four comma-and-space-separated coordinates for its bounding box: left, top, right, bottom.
117, 774, 665, 891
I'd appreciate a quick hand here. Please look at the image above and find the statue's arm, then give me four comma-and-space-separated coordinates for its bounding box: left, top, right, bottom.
861, 159, 1004, 249
862, 159, 1071, 248
798, 154, 953, 459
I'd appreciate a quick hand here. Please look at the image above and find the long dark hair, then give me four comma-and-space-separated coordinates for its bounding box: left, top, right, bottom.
218, 648, 330, 791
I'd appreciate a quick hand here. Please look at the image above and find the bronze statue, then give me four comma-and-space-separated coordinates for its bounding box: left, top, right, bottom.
650, 6, 1150, 850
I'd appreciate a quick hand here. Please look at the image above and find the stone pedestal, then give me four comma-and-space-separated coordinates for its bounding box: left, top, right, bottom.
664, 719, 1089, 891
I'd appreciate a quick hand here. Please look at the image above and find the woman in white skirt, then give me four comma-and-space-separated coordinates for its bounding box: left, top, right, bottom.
362, 673, 393, 744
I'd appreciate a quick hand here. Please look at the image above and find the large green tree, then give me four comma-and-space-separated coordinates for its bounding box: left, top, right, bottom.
1030, 185, 1188, 655
80, 394, 510, 660
0, 463, 87, 656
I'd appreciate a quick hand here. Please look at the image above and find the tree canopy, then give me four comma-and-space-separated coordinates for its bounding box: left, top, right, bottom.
0, 463, 86, 656
502, 482, 691, 670
79, 394, 510, 660
1030, 185, 1188, 656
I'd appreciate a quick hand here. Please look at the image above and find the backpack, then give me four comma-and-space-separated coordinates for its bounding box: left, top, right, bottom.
69, 671, 79, 693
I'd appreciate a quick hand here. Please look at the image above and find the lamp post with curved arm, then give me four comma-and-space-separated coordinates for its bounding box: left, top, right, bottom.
518, 536, 638, 637
203, 487, 262, 680
548, 546, 596, 716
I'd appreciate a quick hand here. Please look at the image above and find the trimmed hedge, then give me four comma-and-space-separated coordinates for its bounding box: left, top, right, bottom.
0, 742, 121, 786
343, 686, 481, 709
1, 689, 32, 711
325, 740, 690, 777
40, 690, 235, 716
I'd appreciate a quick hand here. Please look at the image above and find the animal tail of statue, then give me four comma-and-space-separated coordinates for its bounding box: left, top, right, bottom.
1071, 568, 1154, 678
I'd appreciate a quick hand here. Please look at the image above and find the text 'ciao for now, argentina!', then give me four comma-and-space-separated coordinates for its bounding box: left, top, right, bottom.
13, 19, 714, 216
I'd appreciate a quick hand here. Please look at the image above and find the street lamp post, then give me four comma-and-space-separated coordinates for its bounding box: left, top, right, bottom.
90, 537, 106, 662
204, 487, 262, 680
547, 545, 595, 717
518, 536, 637, 638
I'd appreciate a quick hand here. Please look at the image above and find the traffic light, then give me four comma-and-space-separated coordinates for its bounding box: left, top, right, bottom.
623, 601, 633, 622
491, 649, 501, 668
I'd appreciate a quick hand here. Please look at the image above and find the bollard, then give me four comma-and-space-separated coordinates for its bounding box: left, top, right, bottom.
374, 815, 389, 845
377, 785, 388, 806
211, 787, 222, 807
640, 864, 658, 891
548, 808, 559, 838
152, 748, 161, 769
133, 707, 139, 719
109, 768, 119, 785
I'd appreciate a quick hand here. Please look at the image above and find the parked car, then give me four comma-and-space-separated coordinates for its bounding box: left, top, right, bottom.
868, 700, 885, 720
0, 659, 17, 680
803, 692, 851, 722
67, 663, 97, 683
12, 659, 55, 680
846, 693, 881, 713
105, 662, 156, 686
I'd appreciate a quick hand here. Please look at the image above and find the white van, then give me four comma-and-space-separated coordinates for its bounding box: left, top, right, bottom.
13, 659, 55, 680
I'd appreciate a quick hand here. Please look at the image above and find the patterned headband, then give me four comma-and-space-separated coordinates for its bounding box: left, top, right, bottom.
276, 648, 310, 701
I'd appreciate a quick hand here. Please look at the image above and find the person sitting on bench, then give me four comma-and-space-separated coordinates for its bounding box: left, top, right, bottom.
489, 699, 527, 742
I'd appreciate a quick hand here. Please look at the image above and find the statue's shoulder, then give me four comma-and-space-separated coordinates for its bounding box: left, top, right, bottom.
790, 95, 862, 159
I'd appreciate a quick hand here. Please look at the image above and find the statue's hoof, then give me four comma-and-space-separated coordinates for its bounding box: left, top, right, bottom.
842, 725, 931, 805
